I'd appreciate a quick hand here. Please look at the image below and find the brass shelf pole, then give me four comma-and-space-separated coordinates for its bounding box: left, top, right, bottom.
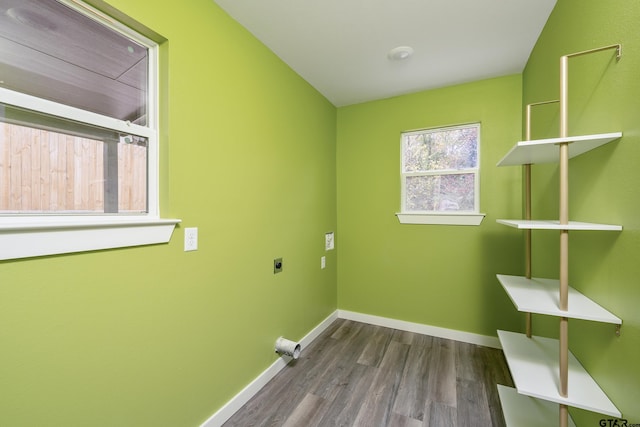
557, 43, 621, 427
559, 50, 571, 427
525, 160, 532, 338
525, 104, 533, 338
524, 100, 558, 338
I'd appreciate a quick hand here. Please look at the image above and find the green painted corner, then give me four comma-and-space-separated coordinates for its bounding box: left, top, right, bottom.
336, 74, 525, 338
0, 1, 336, 426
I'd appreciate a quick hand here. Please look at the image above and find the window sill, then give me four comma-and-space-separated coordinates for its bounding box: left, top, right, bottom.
396, 212, 485, 226
0, 217, 181, 260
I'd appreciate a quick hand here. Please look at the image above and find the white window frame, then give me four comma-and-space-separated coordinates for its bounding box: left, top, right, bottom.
0, 0, 179, 260
396, 123, 485, 226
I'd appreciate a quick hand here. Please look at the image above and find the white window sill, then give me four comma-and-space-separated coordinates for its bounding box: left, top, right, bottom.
0, 217, 181, 260
396, 212, 486, 226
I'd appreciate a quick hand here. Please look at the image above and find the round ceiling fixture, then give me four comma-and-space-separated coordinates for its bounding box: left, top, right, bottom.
388, 46, 414, 61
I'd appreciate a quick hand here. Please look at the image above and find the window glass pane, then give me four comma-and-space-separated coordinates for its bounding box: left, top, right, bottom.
0, 0, 148, 124
117, 136, 148, 213
403, 126, 478, 172
0, 103, 147, 214
405, 174, 475, 212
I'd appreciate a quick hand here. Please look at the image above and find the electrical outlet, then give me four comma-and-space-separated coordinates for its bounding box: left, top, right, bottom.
184, 227, 198, 251
321, 256, 326, 269
325, 232, 334, 251
274, 258, 283, 274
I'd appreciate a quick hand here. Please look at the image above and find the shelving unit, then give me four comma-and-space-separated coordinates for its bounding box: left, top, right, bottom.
495, 44, 624, 427
498, 331, 621, 417
497, 275, 621, 324
496, 220, 622, 231
498, 385, 577, 427
497, 132, 622, 166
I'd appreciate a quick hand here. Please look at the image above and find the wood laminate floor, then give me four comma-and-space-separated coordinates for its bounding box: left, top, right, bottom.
223, 319, 514, 427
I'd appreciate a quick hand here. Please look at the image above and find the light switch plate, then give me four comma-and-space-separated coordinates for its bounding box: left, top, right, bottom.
184, 227, 198, 251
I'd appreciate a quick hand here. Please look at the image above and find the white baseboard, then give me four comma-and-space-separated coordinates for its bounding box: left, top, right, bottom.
200, 309, 500, 426
338, 309, 501, 349
199, 310, 339, 427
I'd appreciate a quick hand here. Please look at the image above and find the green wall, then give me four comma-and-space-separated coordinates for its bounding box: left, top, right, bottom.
2, 0, 638, 426
523, 0, 640, 424
0, 1, 337, 426
336, 75, 525, 337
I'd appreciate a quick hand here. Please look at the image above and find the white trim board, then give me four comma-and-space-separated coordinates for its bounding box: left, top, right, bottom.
338, 310, 501, 349
396, 212, 486, 226
201, 310, 501, 427
0, 218, 180, 260
199, 311, 339, 427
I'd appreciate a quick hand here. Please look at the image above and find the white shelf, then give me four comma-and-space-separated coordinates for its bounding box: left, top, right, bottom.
497, 275, 621, 324
496, 219, 622, 231
498, 385, 576, 427
498, 330, 621, 417
497, 132, 622, 166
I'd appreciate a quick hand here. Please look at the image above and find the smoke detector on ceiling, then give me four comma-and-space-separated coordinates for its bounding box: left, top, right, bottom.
388, 46, 414, 61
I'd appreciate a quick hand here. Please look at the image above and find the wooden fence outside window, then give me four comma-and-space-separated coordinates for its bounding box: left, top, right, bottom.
0, 122, 146, 213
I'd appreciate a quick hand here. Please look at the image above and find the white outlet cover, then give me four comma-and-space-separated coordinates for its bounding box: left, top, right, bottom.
184, 227, 198, 251
321, 256, 326, 269
325, 232, 334, 250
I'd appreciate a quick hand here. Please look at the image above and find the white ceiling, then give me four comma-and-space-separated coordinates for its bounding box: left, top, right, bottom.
213, 0, 557, 107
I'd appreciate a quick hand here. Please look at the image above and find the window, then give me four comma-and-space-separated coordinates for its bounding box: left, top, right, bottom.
0, 106, 148, 214
397, 123, 485, 225
0, 0, 179, 259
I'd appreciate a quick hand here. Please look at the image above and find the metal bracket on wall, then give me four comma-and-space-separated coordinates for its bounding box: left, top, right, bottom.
564, 44, 622, 62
